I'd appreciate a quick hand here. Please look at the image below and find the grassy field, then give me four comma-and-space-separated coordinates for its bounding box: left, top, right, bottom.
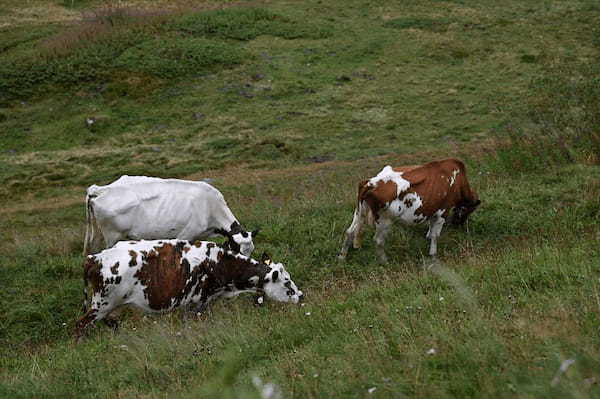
1, 0, 599, 397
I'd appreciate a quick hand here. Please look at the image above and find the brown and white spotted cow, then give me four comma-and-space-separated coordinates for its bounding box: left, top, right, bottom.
75, 239, 303, 340
338, 158, 480, 263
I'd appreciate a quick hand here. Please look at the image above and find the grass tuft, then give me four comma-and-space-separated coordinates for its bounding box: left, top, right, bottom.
173, 7, 333, 41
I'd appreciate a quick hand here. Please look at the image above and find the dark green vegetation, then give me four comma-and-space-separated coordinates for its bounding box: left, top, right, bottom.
1, 0, 599, 397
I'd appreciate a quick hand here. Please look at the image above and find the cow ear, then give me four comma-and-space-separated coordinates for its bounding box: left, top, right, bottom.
251, 229, 260, 238
261, 252, 272, 265
271, 270, 279, 283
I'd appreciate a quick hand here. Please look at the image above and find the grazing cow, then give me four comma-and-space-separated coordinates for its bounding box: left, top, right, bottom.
338, 159, 480, 263
84, 175, 258, 256
75, 239, 303, 340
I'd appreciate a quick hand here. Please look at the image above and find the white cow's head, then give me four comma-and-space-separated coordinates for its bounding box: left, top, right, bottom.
260, 255, 303, 304
218, 223, 259, 257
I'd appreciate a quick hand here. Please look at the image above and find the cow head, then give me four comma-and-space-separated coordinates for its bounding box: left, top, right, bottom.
258, 253, 303, 304
217, 224, 259, 257
450, 198, 481, 226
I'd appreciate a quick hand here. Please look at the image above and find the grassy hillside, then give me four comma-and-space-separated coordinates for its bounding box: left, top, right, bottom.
1, 0, 599, 397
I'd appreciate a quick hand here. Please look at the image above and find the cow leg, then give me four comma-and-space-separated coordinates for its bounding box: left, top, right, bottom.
374, 218, 392, 264
338, 207, 363, 260
352, 206, 366, 249
74, 301, 116, 342
427, 216, 445, 257
74, 309, 99, 342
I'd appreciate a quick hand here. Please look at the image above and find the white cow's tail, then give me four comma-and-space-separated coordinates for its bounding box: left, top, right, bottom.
83, 186, 101, 256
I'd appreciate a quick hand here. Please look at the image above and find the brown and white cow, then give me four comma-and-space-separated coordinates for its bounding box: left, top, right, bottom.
75, 239, 303, 340
338, 159, 480, 263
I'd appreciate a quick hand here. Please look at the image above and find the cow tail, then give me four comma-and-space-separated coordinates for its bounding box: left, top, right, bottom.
357, 181, 376, 227
83, 188, 100, 256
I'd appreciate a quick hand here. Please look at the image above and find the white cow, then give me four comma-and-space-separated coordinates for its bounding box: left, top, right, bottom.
83, 175, 258, 256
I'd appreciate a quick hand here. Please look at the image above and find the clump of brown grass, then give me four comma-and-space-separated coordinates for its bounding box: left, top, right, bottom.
40, 1, 171, 58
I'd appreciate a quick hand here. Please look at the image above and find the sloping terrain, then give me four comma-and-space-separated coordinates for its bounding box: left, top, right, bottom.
1, 0, 599, 397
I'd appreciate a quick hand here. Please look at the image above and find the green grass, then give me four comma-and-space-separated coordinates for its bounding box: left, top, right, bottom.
1, 0, 599, 397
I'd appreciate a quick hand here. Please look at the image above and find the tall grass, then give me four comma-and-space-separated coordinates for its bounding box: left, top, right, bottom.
493, 55, 600, 170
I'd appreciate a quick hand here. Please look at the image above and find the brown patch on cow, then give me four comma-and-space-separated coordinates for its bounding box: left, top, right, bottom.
84, 256, 105, 296
132, 242, 265, 311
134, 243, 203, 310
192, 252, 266, 305
110, 262, 120, 275
210, 253, 267, 292
402, 159, 478, 218
128, 250, 137, 267
193, 241, 202, 247
359, 179, 397, 223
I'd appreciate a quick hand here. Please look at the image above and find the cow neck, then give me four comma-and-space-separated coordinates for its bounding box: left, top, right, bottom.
204, 251, 268, 293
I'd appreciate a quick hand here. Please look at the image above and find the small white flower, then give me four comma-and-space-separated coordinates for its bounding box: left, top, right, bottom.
313, 373, 319, 378
368, 387, 377, 394
427, 348, 436, 355
305, 312, 311, 316
439, 296, 444, 301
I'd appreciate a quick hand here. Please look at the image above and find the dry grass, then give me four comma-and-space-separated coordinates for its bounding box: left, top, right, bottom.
0, 0, 239, 28
0, 3, 80, 28
39, 0, 242, 57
